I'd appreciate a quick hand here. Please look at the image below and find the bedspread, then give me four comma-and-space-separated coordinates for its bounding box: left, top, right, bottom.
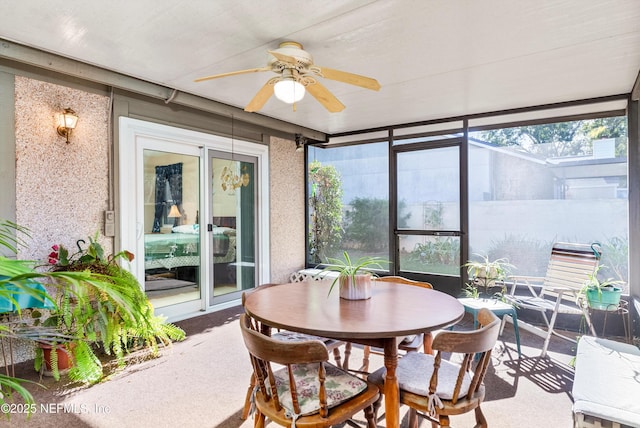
144, 228, 236, 270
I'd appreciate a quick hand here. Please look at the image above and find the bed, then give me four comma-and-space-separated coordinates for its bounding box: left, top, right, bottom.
144, 225, 236, 271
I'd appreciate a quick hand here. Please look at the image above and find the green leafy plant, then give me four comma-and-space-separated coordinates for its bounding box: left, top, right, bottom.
577, 265, 624, 309
308, 160, 343, 264
343, 198, 411, 252
316, 251, 390, 296
0, 220, 95, 417
463, 255, 514, 299
38, 234, 186, 383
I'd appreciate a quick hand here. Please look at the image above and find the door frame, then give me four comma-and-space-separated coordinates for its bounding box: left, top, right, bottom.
118, 117, 270, 321
391, 137, 466, 294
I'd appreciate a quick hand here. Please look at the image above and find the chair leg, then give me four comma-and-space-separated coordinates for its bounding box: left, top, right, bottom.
541, 310, 558, 357
408, 408, 420, 428
361, 345, 371, 373
254, 410, 265, 428
371, 394, 383, 422
342, 342, 352, 370
241, 373, 256, 420
364, 404, 377, 428
423, 332, 434, 354
439, 414, 451, 427
474, 406, 488, 428
332, 346, 343, 368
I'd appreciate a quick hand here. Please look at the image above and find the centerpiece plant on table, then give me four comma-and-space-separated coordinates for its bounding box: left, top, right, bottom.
34, 233, 185, 383
316, 251, 390, 300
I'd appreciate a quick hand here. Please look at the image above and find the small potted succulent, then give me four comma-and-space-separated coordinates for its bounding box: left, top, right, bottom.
316, 251, 390, 300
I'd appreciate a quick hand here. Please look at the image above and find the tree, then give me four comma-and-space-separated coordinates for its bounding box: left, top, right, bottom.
343, 198, 411, 252
308, 161, 343, 264
480, 116, 627, 157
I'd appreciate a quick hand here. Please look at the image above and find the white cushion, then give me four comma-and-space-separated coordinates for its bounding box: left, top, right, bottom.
572, 336, 640, 427
368, 351, 472, 400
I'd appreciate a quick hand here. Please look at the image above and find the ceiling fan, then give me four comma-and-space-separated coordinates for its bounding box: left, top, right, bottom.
194, 41, 381, 113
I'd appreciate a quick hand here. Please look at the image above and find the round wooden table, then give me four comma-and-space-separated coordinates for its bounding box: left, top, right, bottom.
243, 279, 465, 428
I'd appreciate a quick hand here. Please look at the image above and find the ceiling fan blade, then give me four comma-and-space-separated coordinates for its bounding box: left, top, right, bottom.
268, 50, 298, 64
316, 67, 381, 91
306, 81, 346, 113
244, 78, 277, 112
194, 67, 270, 82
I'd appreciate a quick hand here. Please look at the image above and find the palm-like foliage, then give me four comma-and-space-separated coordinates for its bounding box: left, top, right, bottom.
0, 220, 185, 417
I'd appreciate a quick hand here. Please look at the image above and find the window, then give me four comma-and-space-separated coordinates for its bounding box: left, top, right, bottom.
307, 109, 630, 295
307, 142, 389, 265
468, 116, 628, 290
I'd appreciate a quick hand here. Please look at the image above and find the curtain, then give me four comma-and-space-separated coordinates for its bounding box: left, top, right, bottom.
152, 162, 183, 232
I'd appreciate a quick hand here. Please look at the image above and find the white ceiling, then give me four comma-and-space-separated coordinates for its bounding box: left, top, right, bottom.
1, 0, 639, 136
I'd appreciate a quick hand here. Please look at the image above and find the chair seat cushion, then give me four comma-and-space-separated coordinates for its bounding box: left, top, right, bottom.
272, 330, 339, 346
272, 362, 368, 416
399, 334, 417, 344
368, 351, 472, 400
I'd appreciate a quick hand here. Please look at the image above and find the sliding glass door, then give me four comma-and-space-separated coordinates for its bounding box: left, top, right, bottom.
119, 117, 269, 321
143, 150, 201, 308
208, 150, 257, 305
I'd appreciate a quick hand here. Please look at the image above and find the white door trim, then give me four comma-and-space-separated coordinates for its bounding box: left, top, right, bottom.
118, 117, 270, 321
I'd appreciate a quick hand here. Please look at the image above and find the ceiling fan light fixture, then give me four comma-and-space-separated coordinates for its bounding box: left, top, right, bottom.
274, 78, 305, 104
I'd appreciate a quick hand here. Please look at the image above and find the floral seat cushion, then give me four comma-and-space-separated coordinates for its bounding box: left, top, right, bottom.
272, 331, 329, 343
272, 330, 342, 347
272, 362, 368, 417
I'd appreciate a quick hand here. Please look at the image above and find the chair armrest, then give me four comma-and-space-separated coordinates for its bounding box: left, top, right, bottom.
507, 275, 545, 296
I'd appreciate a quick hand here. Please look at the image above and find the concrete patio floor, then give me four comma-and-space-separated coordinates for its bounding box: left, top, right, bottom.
6, 304, 583, 427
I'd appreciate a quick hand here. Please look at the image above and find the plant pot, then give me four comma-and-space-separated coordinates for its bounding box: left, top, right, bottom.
586, 286, 623, 310
38, 342, 74, 377
339, 274, 372, 300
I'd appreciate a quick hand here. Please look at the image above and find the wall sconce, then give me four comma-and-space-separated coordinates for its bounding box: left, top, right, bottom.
295, 133, 306, 152
56, 108, 79, 144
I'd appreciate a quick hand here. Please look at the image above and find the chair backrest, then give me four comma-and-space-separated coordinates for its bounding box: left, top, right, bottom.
542, 242, 601, 298
239, 313, 331, 416
242, 283, 281, 333
429, 308, 500, 404
375, 276, 433, 289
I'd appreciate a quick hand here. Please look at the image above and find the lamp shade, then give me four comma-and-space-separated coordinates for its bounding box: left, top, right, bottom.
167, 204, 181, 218
274, 78, 305, 104
57, 108, 78, 130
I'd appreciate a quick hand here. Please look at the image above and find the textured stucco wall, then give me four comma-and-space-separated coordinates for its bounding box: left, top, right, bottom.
8, 77, 110, 365
14, 76, 111, 261
269, 136, 305, 283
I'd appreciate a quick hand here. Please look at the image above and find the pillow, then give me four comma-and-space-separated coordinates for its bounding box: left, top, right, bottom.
172, 224, 199, 234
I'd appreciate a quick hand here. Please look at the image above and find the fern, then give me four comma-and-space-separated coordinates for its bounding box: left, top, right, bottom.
43, 240, 186, 384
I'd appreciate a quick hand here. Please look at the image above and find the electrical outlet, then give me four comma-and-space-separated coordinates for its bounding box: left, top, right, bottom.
104, 210, 115, 237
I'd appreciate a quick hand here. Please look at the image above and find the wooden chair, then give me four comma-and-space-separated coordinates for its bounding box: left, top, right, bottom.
504, 242, 601, 357
239, 313, 380, 428
359, 276, 434, 373
240, 284, 352, 420
368, 308, 501, 428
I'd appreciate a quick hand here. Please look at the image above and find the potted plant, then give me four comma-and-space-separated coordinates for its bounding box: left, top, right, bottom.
0, 219, 98, 411
33, 233, 186, 383
463, 255, 514, 300
316, 251, 390, 300
578, 265, 624, 310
